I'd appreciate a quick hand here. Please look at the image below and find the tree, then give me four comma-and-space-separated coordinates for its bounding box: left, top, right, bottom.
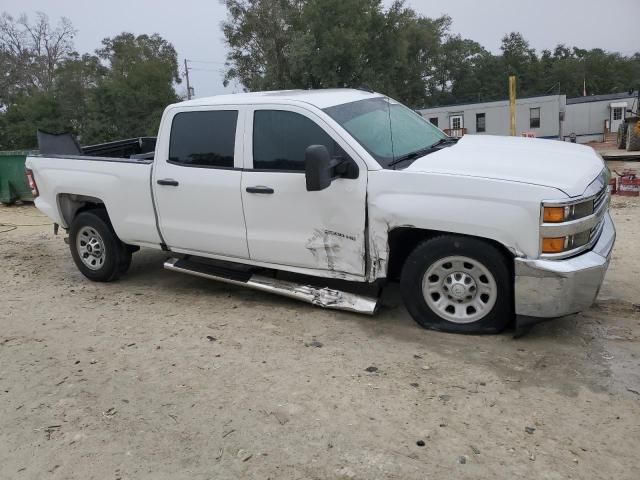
222, 0, 449, 106
0, 12, 75, 105
222, 0, 304, 91
0, 11, 181, 149
80, 33, 181, 144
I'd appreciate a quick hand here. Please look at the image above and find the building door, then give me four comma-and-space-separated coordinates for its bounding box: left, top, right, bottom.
449, 115, 463, 130
610, 103, 627, 133
447, 115, 464, 137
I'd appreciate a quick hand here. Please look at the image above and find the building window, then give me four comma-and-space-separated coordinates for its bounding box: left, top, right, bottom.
451, 116, 462, 130
476, 113, 486, 133
613, 107, 623, 121
530, 108, 541, 129
429, 117, 438, 127
169, 110, 238, 168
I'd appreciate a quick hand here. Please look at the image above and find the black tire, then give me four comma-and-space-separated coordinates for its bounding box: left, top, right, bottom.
617, 124, 627, 149
69, 209, 132, 282
400, 235, 513, 334
626, 122, 640, 152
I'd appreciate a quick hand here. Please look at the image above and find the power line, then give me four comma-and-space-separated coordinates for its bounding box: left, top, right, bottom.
189, 68, 224, 73
183, 58, 227, 99
188, 59, 226, 65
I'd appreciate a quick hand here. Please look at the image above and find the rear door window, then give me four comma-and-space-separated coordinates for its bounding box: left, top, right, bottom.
169, 110, 238, 168
252, 110, 342, 171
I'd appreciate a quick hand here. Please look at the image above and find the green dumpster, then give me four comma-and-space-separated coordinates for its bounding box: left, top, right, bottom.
0, 150, 36, 204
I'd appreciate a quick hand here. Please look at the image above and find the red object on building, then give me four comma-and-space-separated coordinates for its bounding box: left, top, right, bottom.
608, 177, 617, 195
618, 170, 639, 197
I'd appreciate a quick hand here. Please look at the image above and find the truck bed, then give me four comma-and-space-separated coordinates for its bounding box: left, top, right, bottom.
25, 153, 162, 248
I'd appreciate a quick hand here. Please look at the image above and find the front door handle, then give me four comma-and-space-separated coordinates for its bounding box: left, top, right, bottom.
157, 178, 179, 186
246, 186, 274, 194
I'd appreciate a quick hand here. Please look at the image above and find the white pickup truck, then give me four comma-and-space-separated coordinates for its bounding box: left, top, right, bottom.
26, 89, 615, 333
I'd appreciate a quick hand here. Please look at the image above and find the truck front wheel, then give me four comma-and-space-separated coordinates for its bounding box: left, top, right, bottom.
400, 235, 512, 333
69, 209, 132, 282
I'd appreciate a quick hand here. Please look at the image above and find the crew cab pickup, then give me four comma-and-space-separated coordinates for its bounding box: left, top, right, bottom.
26, 89, 615, 333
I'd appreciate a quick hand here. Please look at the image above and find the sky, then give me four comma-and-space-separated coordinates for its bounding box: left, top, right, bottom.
2, 0, 637, 98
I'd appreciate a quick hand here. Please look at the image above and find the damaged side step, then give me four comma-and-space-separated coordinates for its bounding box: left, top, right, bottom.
164, 257, 379, 315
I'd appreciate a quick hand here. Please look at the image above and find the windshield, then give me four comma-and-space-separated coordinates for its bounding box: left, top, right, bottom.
324, 97, 447, 168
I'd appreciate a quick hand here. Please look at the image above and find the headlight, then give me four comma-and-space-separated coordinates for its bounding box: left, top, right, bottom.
540, 182, 609, 257
542, 200, 593, 223
541, 231, 592, 254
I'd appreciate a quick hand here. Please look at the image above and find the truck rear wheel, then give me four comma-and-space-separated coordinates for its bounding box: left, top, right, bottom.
69, 209, 132, 282
400, 235, 512, 334
626, 122, 640, 152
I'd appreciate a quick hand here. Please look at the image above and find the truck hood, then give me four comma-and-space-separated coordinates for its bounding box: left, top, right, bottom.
404, 135, 605, 197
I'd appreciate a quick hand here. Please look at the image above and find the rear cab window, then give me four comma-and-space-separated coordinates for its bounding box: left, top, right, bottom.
169, 110, 238, 168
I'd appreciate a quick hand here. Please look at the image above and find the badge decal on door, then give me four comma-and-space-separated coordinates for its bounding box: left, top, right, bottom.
305, 228, 360, 272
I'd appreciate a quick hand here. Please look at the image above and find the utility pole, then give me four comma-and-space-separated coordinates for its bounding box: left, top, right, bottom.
509, 75, 517, 136
184, 58, 192, 100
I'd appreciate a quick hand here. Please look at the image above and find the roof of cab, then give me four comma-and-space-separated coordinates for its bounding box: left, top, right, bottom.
173, 88, 382, 110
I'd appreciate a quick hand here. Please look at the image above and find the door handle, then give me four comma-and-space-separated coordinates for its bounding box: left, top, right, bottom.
246, 186, 274, 194
157, 178, 179, 186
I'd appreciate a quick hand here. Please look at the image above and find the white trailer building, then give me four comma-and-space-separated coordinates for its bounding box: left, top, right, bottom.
418, 91, 637, 144
564, 92, 638, 143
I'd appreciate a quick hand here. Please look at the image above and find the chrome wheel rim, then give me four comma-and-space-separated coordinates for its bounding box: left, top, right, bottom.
422, 255, 497, 324
76, 226, 106, 270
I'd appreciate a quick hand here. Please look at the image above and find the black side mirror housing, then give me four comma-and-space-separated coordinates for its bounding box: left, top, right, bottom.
305, 145, 332, 191
304, 145, 359, 192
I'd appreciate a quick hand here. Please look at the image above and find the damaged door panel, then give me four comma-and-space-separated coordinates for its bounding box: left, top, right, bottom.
240, 105, 368, 277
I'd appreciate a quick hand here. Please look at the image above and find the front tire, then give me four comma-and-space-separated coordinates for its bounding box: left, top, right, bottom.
69, 209, 131, 282
400, 235, 513, 334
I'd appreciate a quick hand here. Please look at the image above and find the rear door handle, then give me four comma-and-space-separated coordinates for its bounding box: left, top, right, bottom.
157, 178, 179, 186
246, 186, 274, 194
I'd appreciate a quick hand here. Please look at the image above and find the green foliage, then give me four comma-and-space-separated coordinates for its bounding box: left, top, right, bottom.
222, 1, 640, 107
1, 4, 639, 150
0, 13, 180, 149
82, 33, 181, 144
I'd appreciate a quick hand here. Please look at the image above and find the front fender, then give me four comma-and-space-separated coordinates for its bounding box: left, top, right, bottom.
366, 171, 563, 280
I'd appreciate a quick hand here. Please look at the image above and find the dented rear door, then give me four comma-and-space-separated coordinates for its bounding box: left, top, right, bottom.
240, 105, 367, 277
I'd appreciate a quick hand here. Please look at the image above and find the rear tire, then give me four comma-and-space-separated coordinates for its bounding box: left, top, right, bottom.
69, 209, 132, 282
400, 235, 513, 334
626, 122, 640, 152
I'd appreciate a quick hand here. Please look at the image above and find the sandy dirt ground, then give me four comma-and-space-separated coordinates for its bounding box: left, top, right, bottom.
1, 161, 639, 479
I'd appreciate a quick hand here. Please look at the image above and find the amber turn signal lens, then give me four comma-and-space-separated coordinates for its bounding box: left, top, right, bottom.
543, 206, 565, 223
542, 237, 566, 253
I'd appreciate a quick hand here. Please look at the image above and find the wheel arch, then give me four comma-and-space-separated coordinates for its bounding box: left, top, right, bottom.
386, 227, 516, 282
57, 193, 108, 229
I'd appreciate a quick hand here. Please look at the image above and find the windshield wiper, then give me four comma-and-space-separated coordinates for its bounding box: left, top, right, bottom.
429, 137, 459, 148
388, 137, 458, 168
388, 147, 434, 167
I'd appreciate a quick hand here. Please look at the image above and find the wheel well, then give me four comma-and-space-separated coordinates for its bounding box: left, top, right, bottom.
386, 227, 515, 281
58, 194, 107, 228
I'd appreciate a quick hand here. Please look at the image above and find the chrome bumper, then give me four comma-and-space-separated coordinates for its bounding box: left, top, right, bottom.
514, 212, 615, 318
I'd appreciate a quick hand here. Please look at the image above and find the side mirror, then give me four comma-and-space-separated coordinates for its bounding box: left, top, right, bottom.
305, 145, 332, 191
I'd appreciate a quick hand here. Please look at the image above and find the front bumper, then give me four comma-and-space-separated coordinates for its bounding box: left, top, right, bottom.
514, 212, 615, 318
